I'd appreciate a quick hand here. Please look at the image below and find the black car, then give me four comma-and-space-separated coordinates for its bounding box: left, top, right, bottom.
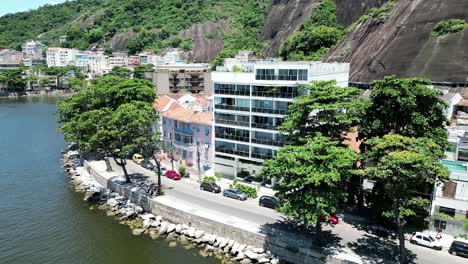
366, 224, 396, 239
241, 176, 256, 183
141, 160, 155, 170
200, 181, 221, 193
259, 195, 278, 209
449, 240, 468, 258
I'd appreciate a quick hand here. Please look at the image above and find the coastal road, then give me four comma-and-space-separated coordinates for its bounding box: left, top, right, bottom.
111, 159, 466, 264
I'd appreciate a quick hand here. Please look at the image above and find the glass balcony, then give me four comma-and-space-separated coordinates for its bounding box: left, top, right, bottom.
215, 133, 249, 142
215, 118, 250, 127
215, 146, 249, 157
251, 107, 287, 115
215, 104, 250, 112
175, 126, 193, 135
251, 138, 285, 147
251, 152, 275, 160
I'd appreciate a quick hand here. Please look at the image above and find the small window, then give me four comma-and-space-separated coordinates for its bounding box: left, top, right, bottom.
205, 126, 210, 135
423, 237, 430, 242
189, 152, 193, 158
416, 235, 422, 239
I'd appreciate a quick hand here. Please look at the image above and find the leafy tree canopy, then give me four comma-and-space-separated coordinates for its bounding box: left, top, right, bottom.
260, 135, 357, 238
280, 80, 364, 144
359, 75, 448, 151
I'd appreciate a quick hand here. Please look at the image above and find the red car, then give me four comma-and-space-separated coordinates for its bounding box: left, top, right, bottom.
319, 214, 339, 225
165, 170, 182, 180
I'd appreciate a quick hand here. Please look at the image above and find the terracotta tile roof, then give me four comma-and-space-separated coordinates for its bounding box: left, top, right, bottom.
196, 96, 208, 107
153, 95, 175, 112
162, 104, 213, 126
457, 99, 468, 107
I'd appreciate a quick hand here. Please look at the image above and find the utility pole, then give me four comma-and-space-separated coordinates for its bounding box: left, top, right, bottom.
169, 133, 174, 171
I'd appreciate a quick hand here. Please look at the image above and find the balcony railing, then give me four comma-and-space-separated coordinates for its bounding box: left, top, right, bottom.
251, 138, 285, 147
251, 152, 275, 160
215, 118, 250, 127
215, 146, 249, 157
214, 89, 250, 96
252, 107, 287, 115
215, 104, 250, 112
251, 123, 277, 130
175, 127, 193, 135
215, 133, 249, 142
252, 91, 297, 99
173, 140, 194, 148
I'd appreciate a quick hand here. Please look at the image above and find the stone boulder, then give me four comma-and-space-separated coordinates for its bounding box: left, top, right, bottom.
194, 230, 205, 239
187, 227, 196, 237
140, 213, 155, 221
175, 224, 182, 234
245, 250, 259, 260
258, 258, 270, 263
215, 236, 225, 247
155, 215, 163, 222
167, 223, 176, 233
142, 218, 153, 229
158, 221, 169, 235
132, 228, 145, 235
219, 239, 228, 248
236, 251, 245, 261
237, 244, 246, 253
106, 198, 118, 207
231, 242, 240, 255
208, 234, 217, 245
253, 248, 265, 254
134, 206, 144, 214
150, 219, 160, 227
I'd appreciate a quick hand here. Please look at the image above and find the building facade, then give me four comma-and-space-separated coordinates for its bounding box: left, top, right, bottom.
212, 61, 350, 179
153, 63, 211, 94
46, 47, 78, 67
22, 41, 47, 60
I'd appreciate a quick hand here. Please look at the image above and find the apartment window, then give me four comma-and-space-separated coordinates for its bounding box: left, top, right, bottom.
438, 207, 456, 218
183, 150, 187, 159
256, 69, 275, 80
162, 118, 166, 125
298, 69, 308, 80
189, 152, 193, 158
205, 126, 210, 136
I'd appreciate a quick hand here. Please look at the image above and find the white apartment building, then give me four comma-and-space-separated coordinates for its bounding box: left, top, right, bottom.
22, 40, 47, 60
212, 61, 350, 179
46, 47, 78, 67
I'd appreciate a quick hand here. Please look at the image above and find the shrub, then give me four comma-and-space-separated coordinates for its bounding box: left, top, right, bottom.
432, 19, 467, 37
202, 176, 216, 183
237, 170, 250, 178
229, 183, 257, 198
433, 212, 453, 219
215, 173, 222, 180
178, 165, 186, 176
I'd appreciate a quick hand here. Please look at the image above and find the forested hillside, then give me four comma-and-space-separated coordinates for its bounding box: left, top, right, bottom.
0, 0, 267, 62
0, 0, 466, 82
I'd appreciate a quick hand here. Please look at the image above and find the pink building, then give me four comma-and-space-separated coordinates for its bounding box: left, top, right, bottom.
154, 93, 214, 172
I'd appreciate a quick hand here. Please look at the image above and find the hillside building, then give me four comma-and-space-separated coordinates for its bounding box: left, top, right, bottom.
152, 63, 211, 94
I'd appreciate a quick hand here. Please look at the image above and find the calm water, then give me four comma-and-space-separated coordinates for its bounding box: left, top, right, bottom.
0, 97, 216, 264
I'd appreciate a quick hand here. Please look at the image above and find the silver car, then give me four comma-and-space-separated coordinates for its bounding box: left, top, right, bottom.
223, 188, 247, 201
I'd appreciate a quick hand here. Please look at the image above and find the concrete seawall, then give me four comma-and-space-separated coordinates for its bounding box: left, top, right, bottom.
86, 161, 357, 264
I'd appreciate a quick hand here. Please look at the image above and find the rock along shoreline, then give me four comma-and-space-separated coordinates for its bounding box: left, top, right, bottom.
62, 150, 282, 264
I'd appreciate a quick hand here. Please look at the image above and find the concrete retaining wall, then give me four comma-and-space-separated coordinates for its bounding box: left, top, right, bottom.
87, 161, 357, 264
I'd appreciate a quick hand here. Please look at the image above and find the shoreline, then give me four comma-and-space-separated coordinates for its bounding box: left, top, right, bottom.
61, 150, 282, 264
0, 90, 75, 99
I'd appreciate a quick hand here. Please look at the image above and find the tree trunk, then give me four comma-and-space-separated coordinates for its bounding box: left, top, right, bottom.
393, 199, 406, 264
153, 157, 162, 196
104, 157, 113, 172
113, 156, 130, 183
315, 217, 322, 243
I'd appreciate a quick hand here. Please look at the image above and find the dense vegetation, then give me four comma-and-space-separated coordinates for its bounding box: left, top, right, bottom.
0, 0, 267, 57
432, 19, 468, 37
279, 0, 344, 61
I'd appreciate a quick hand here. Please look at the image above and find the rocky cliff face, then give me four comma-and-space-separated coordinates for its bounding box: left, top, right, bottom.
324, 0, 468, 82
336, 0, 387, 26
260, 0, 321, 56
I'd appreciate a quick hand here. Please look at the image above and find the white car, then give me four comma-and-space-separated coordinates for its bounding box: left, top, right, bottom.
410, 232, 442, 250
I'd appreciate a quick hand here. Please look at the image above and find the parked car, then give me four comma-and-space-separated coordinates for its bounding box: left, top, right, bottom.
223, 188, 247, 201
200, 181, 221, 193
165, 170, 182, 180
410, 232, 442, 250
141, 160, 154, 170
259, 195, 278, 209
449, 239, 468, 258
319, 214, 339, 225
132, 154, 144, 164
241, 176, 256, 183
366, 224, 396, 239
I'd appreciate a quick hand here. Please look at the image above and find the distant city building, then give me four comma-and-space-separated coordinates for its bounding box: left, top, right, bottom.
0, 49, 23, 62
211, 60, 350, 179
152, 63, 211, 94
46, 47, 78, 67
22, 40, 47, 60
154, 93, 214, 172
59, 36, 70, 44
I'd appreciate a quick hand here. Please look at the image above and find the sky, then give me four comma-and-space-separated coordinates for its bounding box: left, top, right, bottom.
0, 0, 67, 16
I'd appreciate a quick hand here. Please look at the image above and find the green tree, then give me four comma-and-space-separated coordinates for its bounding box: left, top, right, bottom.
280, 80, 363, 144
57, 76, 157, 182
363, 134, 449, 263
359, 76, 448, 151
260, 135, 356, 241
0, 69, 26, 92
106, 66, 132, 79
133, 64, 154, 79
38, 77, 50, 89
